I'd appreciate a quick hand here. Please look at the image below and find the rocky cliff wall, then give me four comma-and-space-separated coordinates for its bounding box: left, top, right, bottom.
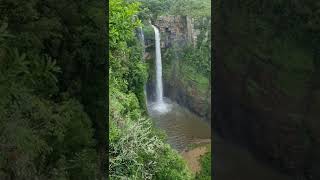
153, 16, 198, 48
213, 1, 320, 179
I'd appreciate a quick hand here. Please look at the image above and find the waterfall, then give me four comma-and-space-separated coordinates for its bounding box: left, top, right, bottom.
152, 25, 164, 103
150, 25, 170, 113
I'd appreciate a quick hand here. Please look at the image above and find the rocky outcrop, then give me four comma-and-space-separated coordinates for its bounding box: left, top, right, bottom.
154, 16, 198, 48
214, 1, 320, 179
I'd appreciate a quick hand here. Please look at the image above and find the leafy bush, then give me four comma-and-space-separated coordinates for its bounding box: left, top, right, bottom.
109, 117, 191, 180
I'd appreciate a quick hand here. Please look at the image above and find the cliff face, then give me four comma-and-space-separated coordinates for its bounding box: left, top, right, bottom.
154, 16, 197, 48
163, 79, 211, 118
214, 1, 320, 178
145, 15, 211, 121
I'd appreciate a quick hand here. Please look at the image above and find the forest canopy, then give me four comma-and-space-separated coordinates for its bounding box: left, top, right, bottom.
0, 0, 106, 179
129, 0, 211, 20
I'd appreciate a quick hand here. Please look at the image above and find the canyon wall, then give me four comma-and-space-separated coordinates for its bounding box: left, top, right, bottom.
213, 1, 320, 179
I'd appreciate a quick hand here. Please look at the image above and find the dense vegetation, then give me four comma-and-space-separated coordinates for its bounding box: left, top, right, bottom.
0, 0, 106, 179
109, 0, 192, 179
132, 0, 210, 21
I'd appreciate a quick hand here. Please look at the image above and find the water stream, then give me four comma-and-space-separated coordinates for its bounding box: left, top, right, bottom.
151, 25, 169, 113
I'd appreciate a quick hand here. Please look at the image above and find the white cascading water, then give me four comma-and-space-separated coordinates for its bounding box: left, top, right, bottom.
151, 25, 170, 113
152, 25, 164, 103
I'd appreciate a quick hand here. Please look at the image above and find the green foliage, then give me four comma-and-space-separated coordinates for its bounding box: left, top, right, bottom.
153, 145, 192, 180
0, 38, 97, 179
130, 0, 171, 20
109, 117, 191, 180
126, 39, 148, 111
143, 24, 155, 41
0, 0, 106, 178
134, 0, 211, 20
180, 65, 209, 94
169, 0, 211, 18
109, 0, 141, 50
161, 39, 210, 95
109, 0, 148, 112
182, 43, 211, 77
